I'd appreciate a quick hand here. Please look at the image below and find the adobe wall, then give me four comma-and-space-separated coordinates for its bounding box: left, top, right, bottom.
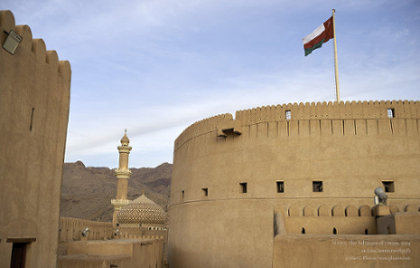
168, 101, 420, 268
0, 10, 71, 268
59, 217, 113, 242
273, 234, 420, 267
58, 239, 164, 268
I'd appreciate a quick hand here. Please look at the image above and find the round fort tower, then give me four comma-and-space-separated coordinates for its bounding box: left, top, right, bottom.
168, 101, 420, 268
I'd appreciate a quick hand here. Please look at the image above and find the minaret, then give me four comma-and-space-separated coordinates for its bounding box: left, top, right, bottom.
111, 130, 132, 228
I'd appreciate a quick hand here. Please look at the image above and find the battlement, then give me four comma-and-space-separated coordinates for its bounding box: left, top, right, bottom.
0, 10, 71, 77
174, 100, 420, 151
284, 203, 420, 217
175, 113, 233, 150
236, 100, 420, 123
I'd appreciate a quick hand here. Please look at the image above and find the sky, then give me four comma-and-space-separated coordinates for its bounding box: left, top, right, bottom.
2, 0, 420, 168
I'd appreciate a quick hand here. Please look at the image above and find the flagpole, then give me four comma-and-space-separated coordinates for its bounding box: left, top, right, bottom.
332, 9, 340, 102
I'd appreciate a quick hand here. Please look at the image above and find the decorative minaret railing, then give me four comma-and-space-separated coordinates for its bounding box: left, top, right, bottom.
111, 130, 132, 228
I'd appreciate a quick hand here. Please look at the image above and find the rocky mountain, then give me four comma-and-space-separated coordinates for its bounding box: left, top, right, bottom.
60, 161, 172, 222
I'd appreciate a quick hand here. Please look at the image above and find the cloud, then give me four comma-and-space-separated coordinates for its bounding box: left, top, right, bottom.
3, 0, 420, 167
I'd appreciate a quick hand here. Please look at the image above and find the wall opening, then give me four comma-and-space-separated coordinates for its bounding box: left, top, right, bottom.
387, 108, 395, 118
240, 182, 247, 193
312, 181, 323, 192
273, 212, 279, 237
301, 227, 305, 234
276, 181, 284, 193
333, 227, 337, 235
285, 110, 291, 120
382, 181, 394, 192
29, 107, 35, 131
10, 242, 29, 268
202, 188, 208, 197
181, 190, 184, 200
365, 229, 368, 235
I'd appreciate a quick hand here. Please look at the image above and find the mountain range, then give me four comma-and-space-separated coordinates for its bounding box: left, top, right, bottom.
60, 161, 172, 222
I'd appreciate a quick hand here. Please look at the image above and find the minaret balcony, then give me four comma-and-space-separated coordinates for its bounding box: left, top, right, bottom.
114, 169, 132, 178
111, 199, 131, 209
117, 146, 132, 153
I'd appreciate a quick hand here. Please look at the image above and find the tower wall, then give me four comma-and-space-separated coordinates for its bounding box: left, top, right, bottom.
168, 101, 420, 268
0, 10, 71, 268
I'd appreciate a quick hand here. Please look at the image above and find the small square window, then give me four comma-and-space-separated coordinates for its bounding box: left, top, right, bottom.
382, 181, 394, 192
276, 181, 284, 193
285, 110, 291, 120
240, 182, 247, 193
387, 108, 395, 118
313, 181, 323, 192
202, 188, 208, 196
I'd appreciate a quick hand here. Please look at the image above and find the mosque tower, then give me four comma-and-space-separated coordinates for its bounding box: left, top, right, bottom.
111, 130, 132, 228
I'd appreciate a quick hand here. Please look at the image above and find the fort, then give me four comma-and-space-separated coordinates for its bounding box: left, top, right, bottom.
1, 8, 420, 268
168, 101, 420, 267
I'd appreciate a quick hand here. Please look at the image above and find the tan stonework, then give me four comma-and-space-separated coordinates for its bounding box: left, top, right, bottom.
168, 101, 420, 268
0, 10, 71, 268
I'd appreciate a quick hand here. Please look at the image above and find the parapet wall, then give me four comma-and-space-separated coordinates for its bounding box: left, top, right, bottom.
273, 234, 420, 267
174, 101, 420, 151
59, 217, 113, 242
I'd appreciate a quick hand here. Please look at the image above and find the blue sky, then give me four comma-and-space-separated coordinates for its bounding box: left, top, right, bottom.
2, 0, 420, 168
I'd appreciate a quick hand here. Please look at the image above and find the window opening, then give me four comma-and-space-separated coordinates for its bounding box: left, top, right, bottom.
333, 227, 337, 235
387, 108, 395, 118
240, 182, 247, 193
202, 188, 208, 196
382, 181, 394, 192
313, 181, 323, 192
276, 181, 284, 193
365, 229, 368, 235
181, 190, 184, 199
301, 227, 305, 234
285, 110, 291, 120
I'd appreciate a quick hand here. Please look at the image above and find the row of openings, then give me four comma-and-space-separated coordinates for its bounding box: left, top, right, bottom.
284, 108, 395, 120
181, 180, 394, 199
300, 227, 369, 235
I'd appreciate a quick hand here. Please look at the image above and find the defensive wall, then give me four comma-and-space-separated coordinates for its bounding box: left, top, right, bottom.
58, 217, 168, 267
58, 239, 164, 268
168, 101, 420, 268
0, 10, 71, 268
59, 217, 114, 242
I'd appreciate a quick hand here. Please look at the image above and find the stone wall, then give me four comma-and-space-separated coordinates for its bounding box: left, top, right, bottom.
0, 10, 71, 268
169, 101, 420, 268
59, 217, 113, 242
273, 234, 420, 268
58, 239, 164, 268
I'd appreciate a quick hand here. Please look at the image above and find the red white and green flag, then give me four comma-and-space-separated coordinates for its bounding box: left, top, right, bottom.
303, 16, 334, 56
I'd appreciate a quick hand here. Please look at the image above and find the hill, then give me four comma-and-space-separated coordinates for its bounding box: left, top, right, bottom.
60, 161, 172, 221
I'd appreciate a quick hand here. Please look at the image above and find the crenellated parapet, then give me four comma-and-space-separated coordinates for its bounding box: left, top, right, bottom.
175, 113, 233, 150
236, 100, 420, 123
174, 100, 420, 151
0, 10, 71, 82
